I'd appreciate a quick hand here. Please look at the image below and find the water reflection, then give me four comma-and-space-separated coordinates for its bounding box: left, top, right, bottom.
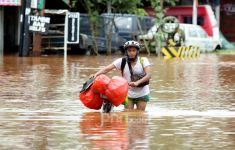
79, 112, 149, 150
149, 117, 235, 149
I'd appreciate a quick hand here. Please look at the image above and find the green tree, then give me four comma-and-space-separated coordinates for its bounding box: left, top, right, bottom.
78, 0, 104, 55
147, 0, 178, 55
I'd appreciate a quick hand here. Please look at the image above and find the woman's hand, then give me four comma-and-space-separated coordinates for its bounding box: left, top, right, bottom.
128, 81, 139, 87
89, 73, 97, 78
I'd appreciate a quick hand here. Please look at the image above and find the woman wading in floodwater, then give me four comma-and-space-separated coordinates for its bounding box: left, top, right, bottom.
92, 40, 151, 111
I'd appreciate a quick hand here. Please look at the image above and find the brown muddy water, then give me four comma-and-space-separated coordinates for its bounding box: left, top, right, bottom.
0, 53, 235, 150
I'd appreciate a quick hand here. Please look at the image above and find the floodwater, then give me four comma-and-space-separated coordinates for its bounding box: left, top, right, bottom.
0, 53, 235, 150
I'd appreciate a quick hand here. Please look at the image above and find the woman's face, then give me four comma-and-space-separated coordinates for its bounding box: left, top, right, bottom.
127, 47, 137, 59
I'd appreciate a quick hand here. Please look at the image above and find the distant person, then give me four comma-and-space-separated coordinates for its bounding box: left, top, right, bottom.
92, 40, 151, 111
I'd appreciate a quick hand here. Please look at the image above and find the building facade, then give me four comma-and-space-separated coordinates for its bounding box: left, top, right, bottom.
0, 1, 21, 54
220, 0, 235, 42
0, 0, 70, 55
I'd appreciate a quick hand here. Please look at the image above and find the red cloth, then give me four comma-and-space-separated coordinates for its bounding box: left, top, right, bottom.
92, 74, 111, 95
105, 76, 128, 106
79, 75, 128, 109
79, 87, 103, 110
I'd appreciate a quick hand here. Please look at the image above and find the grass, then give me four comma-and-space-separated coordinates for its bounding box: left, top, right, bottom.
213, 49, 235, 54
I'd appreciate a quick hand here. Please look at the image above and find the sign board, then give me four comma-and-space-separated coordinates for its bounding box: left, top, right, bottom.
28, 15, 50, 34
0, 0, 21, 6
31, 0, 44, 10
67, 12, 80, 44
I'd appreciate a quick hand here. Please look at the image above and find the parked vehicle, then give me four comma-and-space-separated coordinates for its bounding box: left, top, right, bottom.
40, 11, 126, 54
101, 13, 155, 41
80, 14, 127, 54
138, 23, 221, 52
180, 24, 221, 52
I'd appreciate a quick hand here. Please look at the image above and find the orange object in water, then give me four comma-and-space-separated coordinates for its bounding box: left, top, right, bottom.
79, 112, 128, 149
79, 87, 103, 110
105, 76, 128, 106
92, 74, 111, 95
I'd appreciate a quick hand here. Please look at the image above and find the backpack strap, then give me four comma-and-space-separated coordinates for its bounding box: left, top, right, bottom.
140, 57, 144, 68
121, 57, 126, 77
127, 61, 134, 81
121, 57, 145, 77
140, 57, 148, 75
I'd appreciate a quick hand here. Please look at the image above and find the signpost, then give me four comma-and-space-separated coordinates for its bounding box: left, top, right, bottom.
64, 12, 80, 58
67, 12, 80, 44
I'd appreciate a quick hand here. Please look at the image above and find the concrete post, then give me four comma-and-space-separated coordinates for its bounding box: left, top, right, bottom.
215, 5, 220, 29
19, 0, 31, 57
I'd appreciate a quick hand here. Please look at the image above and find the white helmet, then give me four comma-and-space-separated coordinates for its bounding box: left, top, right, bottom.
123, 40, 140, 50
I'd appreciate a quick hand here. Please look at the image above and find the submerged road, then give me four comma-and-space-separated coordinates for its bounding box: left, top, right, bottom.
0, 53, 235, 150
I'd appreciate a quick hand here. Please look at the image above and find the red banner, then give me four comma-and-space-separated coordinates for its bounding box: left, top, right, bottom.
0, 0, 21, 6
221, 0, 235, 41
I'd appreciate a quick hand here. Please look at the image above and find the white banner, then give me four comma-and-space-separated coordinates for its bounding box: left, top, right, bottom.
31, 0, 37, 9
29, 15, 50, 33
0, 0, 21, 6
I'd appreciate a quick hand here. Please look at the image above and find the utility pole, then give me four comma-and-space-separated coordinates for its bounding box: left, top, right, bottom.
19, 0, 31, 57
32, 0, 46, 56
192, 0, 198, 25
107, 0, 111, 14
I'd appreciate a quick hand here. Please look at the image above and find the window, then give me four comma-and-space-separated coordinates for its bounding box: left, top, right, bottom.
188, 27, 198, 37
183, 16, 204, 26
114, 17, 132, 32
183, 16, 192, 24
